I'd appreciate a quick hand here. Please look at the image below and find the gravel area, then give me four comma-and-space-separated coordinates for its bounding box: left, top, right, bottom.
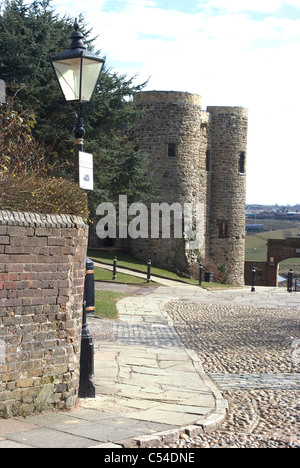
87, 317, 115, 343
164, 301, 300, 449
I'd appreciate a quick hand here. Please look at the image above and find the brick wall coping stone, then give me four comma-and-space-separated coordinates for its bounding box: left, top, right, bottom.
0, 210, 86, 229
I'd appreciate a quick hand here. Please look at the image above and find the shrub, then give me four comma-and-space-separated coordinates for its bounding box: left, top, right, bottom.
0, 94, 51, 176
0, 172, 88, 220
0, 95, 88, 220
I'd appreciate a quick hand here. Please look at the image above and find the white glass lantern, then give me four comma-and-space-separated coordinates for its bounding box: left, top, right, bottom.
51, 20, 105, 103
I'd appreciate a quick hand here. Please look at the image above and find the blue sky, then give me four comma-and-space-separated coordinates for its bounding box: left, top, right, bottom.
53, 0, 300, 205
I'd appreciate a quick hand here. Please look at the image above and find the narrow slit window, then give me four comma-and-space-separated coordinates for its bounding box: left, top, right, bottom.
168, 144, 176, 158
239, 152, 245, 174
218, 222, 228, 238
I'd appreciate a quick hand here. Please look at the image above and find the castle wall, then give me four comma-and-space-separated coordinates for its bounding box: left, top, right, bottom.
207, 107, 248, 285
131, 91, 208, 272
129, 92, 248, 284
201, 110, 212, 258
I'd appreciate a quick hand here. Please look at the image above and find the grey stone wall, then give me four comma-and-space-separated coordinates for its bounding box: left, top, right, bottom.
130, 92, 248, 285
131, 91, 208, 272
207, 107, 248, 285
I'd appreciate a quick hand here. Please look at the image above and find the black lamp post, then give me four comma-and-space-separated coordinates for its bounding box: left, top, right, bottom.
50, 19, 105, 398
50, 18, 105, 182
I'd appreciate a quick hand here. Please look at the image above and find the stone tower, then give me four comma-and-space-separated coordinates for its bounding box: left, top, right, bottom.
130, 91, 248, 285
207, 107, 248, 286
130, 91, 208, 272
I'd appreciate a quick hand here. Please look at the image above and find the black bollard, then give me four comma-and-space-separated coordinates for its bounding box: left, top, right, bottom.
251, 266, 256, 292
84, 258, 95, 314
78, 301, 95, 398
147, 260, 152, 283
113, 256, 117, 280
288, 269, 293, 293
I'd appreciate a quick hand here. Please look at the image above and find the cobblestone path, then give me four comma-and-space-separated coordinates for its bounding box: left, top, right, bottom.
209, 373, 300, 391
88, 318, 183, 348
113, 322, 184, 348
165, 300, 300, 448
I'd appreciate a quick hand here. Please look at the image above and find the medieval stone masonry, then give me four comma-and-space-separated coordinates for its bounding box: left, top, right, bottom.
130, 91, 248, 286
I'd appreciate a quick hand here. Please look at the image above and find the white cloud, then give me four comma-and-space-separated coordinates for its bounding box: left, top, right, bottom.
126, 0, 157, 6
203, 0, 295, 13
52, 0, 300, 204
214, 0, 279, 13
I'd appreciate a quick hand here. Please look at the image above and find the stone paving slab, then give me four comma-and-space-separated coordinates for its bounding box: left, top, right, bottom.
0, 419, 39, 435
0, 440, 33, 448
6, 427, 95, 449
1, 409, 174, 448
81, 341, 224, 431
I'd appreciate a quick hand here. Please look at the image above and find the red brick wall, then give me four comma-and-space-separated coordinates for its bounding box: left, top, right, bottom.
244, 261, 268, 287
0, 211, 88, 418
245, 238, 300, 288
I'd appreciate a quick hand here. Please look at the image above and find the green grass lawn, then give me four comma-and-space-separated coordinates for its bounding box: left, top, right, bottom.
94, 266, 152, 285
94, 290, 127, 320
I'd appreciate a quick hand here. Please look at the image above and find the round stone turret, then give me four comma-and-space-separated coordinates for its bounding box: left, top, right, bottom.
207, 106, 248, 285
131, 91, 208, 271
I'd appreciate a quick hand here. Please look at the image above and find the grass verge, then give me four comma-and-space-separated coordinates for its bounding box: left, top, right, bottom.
88, 249, 198, 285
94, 266, 156, 285
94, 290, 127, 320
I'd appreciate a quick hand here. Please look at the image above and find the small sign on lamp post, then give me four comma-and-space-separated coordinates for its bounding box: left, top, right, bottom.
79, 151, 94, 191
0, 80, 5, 103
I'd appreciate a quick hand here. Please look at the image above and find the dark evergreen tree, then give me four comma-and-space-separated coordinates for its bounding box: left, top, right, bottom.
0, 0, 152, 215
